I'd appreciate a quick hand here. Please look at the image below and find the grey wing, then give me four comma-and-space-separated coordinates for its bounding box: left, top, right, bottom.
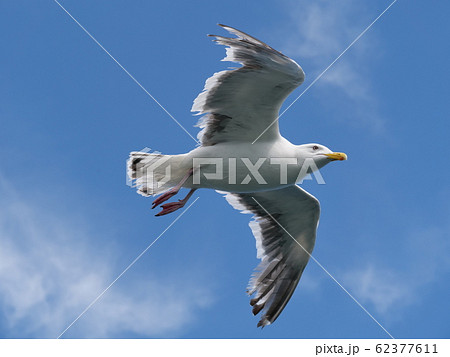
192, 24, 305, 146
222, 185, 320, 327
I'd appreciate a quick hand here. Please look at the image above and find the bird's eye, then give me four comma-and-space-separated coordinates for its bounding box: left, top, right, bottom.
312, 145, 319, 150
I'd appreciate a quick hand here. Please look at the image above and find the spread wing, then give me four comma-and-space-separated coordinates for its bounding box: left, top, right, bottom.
192, 24, 305, 146
222, 185, 320, 327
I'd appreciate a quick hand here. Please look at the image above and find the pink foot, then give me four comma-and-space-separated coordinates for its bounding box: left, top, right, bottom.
155, 200, 186, 216
152, 189, 178, 209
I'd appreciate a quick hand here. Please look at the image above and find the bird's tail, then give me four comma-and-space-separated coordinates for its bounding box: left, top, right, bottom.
127, 151, 189, 196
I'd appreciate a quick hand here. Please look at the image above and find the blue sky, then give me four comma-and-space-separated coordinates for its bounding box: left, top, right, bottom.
1, 0, 449, 338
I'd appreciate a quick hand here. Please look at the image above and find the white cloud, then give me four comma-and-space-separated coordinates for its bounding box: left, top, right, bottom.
342, 226, 450, 317
0, 178, 212, 338
279, 0, 384, 131
343, 265, 413, 315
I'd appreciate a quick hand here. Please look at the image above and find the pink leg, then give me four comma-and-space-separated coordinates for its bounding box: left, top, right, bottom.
151, 168, 193, 209
155, 188, 197, 216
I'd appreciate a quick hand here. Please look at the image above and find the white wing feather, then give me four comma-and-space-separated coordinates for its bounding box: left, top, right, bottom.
222, 185, 320, 327
192, 24, 305, 146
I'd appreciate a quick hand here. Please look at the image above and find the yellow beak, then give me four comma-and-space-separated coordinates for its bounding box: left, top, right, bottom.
325, 152, 348, 161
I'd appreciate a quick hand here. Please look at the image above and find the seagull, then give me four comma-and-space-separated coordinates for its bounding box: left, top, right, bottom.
128, 24, 347, 327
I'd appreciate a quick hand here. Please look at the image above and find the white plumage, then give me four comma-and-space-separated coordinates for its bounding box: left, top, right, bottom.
128, 24, 347, 327
192, 25, 304, 145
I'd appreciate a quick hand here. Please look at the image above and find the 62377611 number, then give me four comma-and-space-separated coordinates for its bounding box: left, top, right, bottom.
375, 344, 438, 354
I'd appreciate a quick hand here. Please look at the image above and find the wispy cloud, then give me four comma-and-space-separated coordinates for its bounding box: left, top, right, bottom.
280, 0, 384, 131
343, 265, 412, 315
342, 226, 450, 317
0, 178, 212, 338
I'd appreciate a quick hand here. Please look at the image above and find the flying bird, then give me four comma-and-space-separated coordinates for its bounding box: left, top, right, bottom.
128, 24, 347, 327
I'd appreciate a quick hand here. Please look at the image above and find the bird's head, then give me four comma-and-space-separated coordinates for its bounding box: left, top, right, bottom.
297, 143, 347, 170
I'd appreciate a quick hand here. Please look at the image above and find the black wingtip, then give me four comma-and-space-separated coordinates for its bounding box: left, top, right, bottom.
252, 303, 264, 316
257, 318, 270, 329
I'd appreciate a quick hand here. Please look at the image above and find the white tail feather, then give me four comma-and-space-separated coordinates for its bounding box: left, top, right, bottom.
127, 151, 188, 196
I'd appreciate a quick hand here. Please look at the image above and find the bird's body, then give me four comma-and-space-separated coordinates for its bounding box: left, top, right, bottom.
179, 139, 311, 192
128, 24, 347, 327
